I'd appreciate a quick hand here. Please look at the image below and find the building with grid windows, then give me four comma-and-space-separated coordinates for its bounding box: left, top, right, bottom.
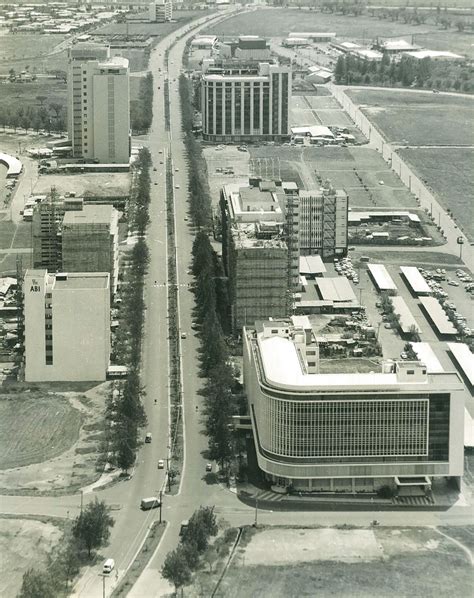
23, 270, 110, 382
201, 59, 291, 142
221, 179, 299, 332
243, 318, 464, 493
149, 0, 172, 22
299, 185, 348, 258
68, 44, 130, 164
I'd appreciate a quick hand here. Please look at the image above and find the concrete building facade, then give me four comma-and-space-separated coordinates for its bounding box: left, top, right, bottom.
243, 319, 464, 493
24, 270, 110, 382
149, 0, 173, 22
221, 179, 299, 332
68, 44, 130, 164
32, 202, 120, 294
299, 186, 348, 258
201, 59, 291, 142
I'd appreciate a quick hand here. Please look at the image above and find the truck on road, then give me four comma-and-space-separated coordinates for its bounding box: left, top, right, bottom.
140, 497, 161, 510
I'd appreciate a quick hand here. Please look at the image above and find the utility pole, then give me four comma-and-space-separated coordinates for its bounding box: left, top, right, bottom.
254, 498, 258, 527
80, 490, 84, 515
159, 490, 163, 524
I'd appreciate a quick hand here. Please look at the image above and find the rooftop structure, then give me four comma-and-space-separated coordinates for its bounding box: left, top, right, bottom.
243, 318, 464, 493
219, 36, 271, 61
419, 297, 458, 336
299, 255, 326, 277
374, 39, 418, 53
316, 277, 357, 305
367, 263, 397, 292
191, 35, 218, 49
410, 342, 444, 373
392, 296, 421, 334
348, 211, 421, 225
291, 125, 334, 139
447, 343, 474, 387
400, 266, 431, 296
23, 270, 110, 382
404, 50, 463, 60
289, 32, 336, 42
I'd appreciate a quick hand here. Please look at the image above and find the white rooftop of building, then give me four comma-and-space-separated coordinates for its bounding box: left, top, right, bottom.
447, 342, 474, 386
380, 39, 417, 51
410, 342, 444, 373
348, 211, 420, 224
392, 296, 421, 334
404, 50, 464, 60
255, 333, 455, 391
317, 277, 357, 303
419, 297, 458, 335
299, 255, 326, 275
367, 263, 397, 292
400, 266, 431, 295
291, 125, 334, 138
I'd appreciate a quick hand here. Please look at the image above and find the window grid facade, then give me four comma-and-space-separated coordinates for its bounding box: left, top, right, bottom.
261, 396, 429, 459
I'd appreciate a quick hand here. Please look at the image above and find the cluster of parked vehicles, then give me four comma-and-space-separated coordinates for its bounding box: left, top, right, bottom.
334, 256, 359, 284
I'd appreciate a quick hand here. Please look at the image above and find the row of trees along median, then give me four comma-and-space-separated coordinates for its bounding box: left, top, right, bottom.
161, 506, 218, 595
191, 232, 247, 479
106, 148, 151, 472
19, 499, 114, 598
130, 73, 153, 134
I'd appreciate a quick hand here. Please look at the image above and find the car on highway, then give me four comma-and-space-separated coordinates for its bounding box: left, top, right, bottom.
175, 167, 179, 172
153, 167, 157, 171
181, 332, 187, 339
206, 463, 212, 472
158, 459, 164, 469
145, 432, 152, 443
103, 559, 115, 574
175, 184, 180, 189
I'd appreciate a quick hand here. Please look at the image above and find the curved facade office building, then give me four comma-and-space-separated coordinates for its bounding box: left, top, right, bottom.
243, 319, 464, 493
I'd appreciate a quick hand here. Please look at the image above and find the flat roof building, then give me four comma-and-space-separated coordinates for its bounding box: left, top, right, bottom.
244, 318, 464, 494
201, 58, 291, 142
24, 270, 110, 382
392, 296, 421, 334
400, 266, 431, 296
68, 44, 130, 164
149, 0, 172, 22
419, 296, 457, 336
367, 263, 397, 292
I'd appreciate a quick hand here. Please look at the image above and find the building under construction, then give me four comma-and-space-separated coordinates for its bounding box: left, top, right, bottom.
220, 178, 300, 332
32, 198, 119, 294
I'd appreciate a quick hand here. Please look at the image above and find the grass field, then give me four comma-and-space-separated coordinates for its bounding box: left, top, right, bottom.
0, 517, 62, 598
208, 9, 440, 42
398, 147, 474, 242
0, 393, 83, 470
346, 89, 474, 146
0, 34, 68, 75
248, 145, 417, 209
0, 221, 32, 249
0, 80, 67, 112
220, 526, 473, 598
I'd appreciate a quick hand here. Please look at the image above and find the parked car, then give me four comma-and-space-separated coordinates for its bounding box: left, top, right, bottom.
158, 459, 164, 469
145, 432, 152, 443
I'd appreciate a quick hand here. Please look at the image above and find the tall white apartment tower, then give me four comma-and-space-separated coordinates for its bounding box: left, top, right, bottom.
149, 0, 173, 22
23, 270, 110, 382
68, 44, 130, 164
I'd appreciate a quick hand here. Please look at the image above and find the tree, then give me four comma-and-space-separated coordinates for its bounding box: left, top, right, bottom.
161, 546, 192, 595
168, 466, 179, 491
18, 569, 56, 598
182, 506, 218, 553
72, 498, 115, 558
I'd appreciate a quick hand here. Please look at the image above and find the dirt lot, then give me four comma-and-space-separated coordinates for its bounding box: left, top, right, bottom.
0, 517, 62, 598
0, 382, 109, 494
220, 525, 473, 598
398, 147, 474, 243
34, 172, 131, 200
346, 89, 474, 146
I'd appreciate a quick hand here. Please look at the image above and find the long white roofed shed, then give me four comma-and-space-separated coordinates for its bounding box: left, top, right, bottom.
367, 263, 397, 292
400, 266, 431, 295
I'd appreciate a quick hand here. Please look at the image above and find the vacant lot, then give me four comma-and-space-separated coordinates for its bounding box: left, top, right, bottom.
34, 172, 131, 199
0, 34, 68, 75
94, 10, 209, 37
247, 145, 417, 209
208, 9, 438, 43
0, 517, 62, 598
398, 147, 474, 242
0, 383, 109, 494
0, 79, 67, 112
0, 393, 82, 470
346, 89, 474, 146
220, 526, 473, 598
0, 221, 33, 250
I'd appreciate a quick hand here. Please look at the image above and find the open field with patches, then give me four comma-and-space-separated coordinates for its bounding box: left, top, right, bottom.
220, 526, 474, 598
0, 393, 83, 470
0, 383, 109, 494
398, 147, 474, 242
0, 34, 68, 75
206, 8, 470, 51
0, 517, 62, 598
94, 10, 209, 37
248, 145, 417, 210
346, 89, 474, 146
0, 80, 67, 112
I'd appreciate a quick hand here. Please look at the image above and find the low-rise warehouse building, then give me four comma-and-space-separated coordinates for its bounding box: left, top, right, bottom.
410, 342, 444, 373
400, 266, 432, 296
367, 263, 397, 292
419, 297, 457, 337
392, 296, 421, 335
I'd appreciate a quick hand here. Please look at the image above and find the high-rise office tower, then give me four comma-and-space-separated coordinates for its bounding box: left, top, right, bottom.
68, 44, 130, 164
